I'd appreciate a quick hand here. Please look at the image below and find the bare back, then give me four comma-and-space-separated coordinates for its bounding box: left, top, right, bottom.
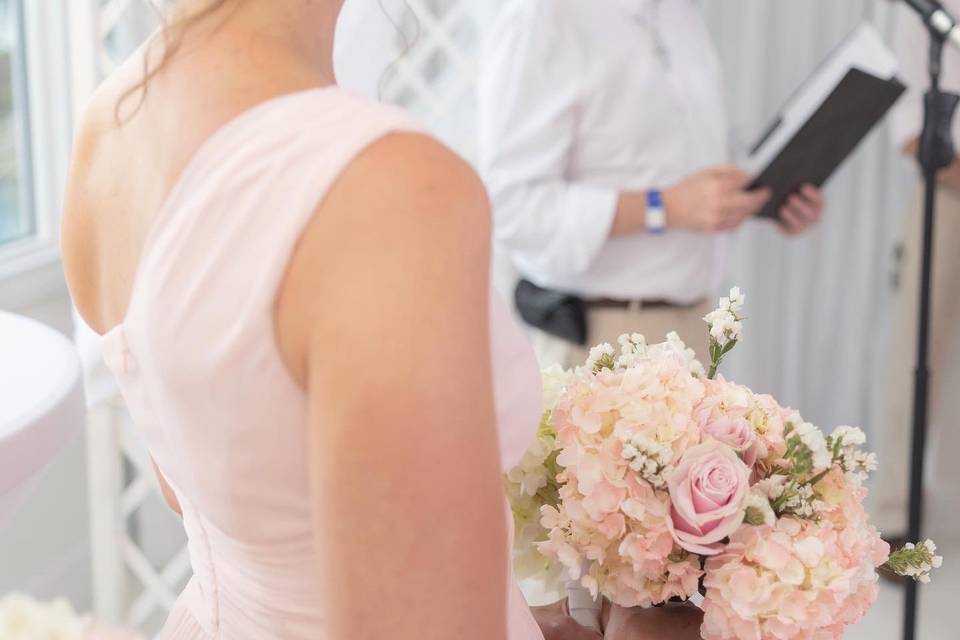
63, 27, 330, 337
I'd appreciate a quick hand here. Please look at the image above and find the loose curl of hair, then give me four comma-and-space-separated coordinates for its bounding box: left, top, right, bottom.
115, 0, 239, 124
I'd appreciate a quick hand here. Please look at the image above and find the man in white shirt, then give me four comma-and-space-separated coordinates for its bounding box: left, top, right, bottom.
874, 0, 960, 541
479, 0, 824, 368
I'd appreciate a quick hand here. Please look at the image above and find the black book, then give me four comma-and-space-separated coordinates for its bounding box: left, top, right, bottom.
747, 25, 906, 220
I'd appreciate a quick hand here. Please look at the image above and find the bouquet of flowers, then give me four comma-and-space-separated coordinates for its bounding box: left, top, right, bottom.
0, 593, 144, 640
506, 288, 942, 640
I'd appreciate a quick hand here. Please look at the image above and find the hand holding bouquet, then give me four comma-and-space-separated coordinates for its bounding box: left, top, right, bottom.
506, 288, 942, 639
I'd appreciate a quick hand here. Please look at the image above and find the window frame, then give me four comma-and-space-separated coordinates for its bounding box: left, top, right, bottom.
0, 0, 72, 310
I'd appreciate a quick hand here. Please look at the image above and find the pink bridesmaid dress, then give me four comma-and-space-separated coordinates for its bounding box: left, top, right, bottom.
100, 88, 546, 640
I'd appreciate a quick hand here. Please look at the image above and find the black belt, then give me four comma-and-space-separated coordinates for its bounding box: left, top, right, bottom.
584, 297, 706, 311
514, 278, 705, 346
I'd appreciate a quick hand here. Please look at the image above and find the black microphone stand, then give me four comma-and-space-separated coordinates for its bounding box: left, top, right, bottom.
903, 25, 958, 640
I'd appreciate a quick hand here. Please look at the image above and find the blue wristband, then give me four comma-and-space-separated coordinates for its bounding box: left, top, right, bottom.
646, 189, 667, 234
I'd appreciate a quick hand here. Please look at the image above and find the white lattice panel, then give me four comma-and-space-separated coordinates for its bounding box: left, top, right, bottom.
86, 398, 190, 635
377, 0, 480, 153
71, 0, 486, 635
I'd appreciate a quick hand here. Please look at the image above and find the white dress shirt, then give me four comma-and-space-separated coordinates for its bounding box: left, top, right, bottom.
890, 0, 960, 150
478, 0, 730, 303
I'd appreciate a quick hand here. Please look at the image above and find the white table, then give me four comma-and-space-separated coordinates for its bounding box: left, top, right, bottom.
0, 311, 84, 526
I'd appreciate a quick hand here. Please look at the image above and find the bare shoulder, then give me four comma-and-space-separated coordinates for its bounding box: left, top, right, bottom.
60, 81, 118, 330
336, 130, 491, 234
298, 129, 492, 264
276, 130, 493, 383
311, 129, 492, 271
63, 58, 135, 200
61, 48, 152, 331
69, 43, 151, 157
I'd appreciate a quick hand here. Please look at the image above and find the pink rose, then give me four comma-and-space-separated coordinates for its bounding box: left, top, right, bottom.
696, 379, 758, 466
701, 414, 754, 451
701, 413, 757, 468
667, 442, 750, 555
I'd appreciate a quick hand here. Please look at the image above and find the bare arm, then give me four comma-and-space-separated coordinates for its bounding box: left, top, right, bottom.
613, 166, 770, 236
277, 133, 508, 640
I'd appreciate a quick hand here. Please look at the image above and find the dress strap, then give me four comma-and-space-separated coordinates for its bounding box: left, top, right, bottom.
127, 88, 425, 344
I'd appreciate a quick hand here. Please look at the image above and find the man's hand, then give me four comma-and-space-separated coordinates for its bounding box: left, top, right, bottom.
777, 183, 824, 235
662, 165, 770, 233
531, 600, 603, 640
603, 603, 704, 640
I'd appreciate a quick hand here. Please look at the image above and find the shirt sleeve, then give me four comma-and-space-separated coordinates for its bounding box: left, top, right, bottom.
477, 0, 619, 279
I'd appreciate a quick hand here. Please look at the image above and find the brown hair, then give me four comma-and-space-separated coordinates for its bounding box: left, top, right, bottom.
115, 0, 238, 124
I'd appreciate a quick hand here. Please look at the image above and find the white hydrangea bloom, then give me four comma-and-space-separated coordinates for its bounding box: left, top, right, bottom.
831, 425, 867, 447
618, 332, 648, 353
754, 474, 788, 501
728, 287, 745, 313
0, 595, 83, 638
829, 425, 877, 485
664, 331, 707, 377
922, 539, 944, 571
795, 421, 832, 471
542, 364, 575, 411
506, 434, 554, 497
619, 432, 673, 489
585, 343, 616, 371
619, 331, 706, 378
512, 512, 565, 588
0, 595, 95, 640
615, 333, 649, 368
756, 474, 827, 520
778, 481, 826, 519
900, 540, 944, 584
746, 489, 777, 526
703, 308, 741, 347
703, 288, 746, 345
886, 538, 944, 584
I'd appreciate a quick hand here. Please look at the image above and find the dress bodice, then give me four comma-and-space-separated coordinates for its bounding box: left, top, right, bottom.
99, 88, 545, 639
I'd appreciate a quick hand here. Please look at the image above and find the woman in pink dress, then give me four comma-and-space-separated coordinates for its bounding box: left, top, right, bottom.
61, 1, 700, 638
